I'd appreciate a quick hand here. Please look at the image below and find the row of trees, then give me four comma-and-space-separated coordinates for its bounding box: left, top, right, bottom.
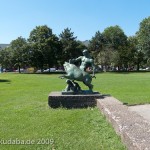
88, 26, 145, 71
0, 27, 86, 73
1, 16, 150, 72
88, 16, 150, 71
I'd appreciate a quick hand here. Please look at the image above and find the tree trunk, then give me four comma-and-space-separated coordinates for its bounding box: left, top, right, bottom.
137, 63, 140, 71
18, 65, 21, 73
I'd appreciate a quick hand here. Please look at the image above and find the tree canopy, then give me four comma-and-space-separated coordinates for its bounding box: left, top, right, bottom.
1, 16, 150, 72
137, 16, 150, 58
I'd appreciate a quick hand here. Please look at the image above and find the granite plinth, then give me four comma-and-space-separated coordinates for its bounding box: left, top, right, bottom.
48, 91, 101, 108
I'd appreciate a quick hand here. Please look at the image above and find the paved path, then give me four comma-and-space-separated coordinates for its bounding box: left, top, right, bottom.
97, 96, 150, 150
129, 104, 150, 122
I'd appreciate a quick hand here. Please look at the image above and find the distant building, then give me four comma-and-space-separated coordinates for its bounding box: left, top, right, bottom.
82, 40, 89, 47
0, 44, 10, 49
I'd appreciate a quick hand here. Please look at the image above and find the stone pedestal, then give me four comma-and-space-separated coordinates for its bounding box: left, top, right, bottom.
48, 92, 102, 108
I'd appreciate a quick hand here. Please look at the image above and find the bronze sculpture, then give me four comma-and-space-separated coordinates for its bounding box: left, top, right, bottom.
60, 49, 96, 94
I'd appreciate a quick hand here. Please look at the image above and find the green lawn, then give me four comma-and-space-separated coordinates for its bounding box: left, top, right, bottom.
0, 72, 150, 149
0, 73, 126, 150
93, 72, 150, 105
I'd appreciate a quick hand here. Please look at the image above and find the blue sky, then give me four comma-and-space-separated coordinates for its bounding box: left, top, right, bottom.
0, 0, 150, 43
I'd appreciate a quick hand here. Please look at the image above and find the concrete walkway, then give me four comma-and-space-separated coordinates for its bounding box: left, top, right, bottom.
129, 104, 150, 122
97, 96, 150, 150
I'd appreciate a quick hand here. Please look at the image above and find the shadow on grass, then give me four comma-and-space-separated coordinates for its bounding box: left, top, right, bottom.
0, 79, 11, 83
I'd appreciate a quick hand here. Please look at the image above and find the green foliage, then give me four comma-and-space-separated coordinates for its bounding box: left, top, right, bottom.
88, 31, 105, 65
102, 25, 127, 50
10, 37, 28, 73
0, 73, 126, 150
1, 16, 150, 72
102, 26, 128, 70
59, 28, 83, 62
88, 26, 129, 70
89, 31, 104, 52
137, 16, 150, 58
28, 25, 59, 70
0, 47, 13, 69
127, 36, 145, 71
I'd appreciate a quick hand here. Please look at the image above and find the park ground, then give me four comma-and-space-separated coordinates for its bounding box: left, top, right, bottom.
0, 72, 150, 149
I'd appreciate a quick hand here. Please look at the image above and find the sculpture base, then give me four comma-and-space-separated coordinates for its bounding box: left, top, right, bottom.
61, 90, 99, 95
48, 91, 102, 108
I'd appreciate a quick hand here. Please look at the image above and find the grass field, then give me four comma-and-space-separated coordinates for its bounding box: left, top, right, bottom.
0, 73, 127, 150
0, 72, 150, 150
93, 72, 150, 105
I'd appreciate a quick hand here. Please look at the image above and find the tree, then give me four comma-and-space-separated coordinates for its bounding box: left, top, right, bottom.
102, 25, 127, 50
88, 26, 128, 71
44, 34, 62, 70
59, 28, 83, 63
28, 25, 60, 71
10, 37, 28, 73
127, 36, 145, 71
0, 47, 13, 70
102, 25, 128, 70
88, 31, 105, 65
136, 16, 150, 58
